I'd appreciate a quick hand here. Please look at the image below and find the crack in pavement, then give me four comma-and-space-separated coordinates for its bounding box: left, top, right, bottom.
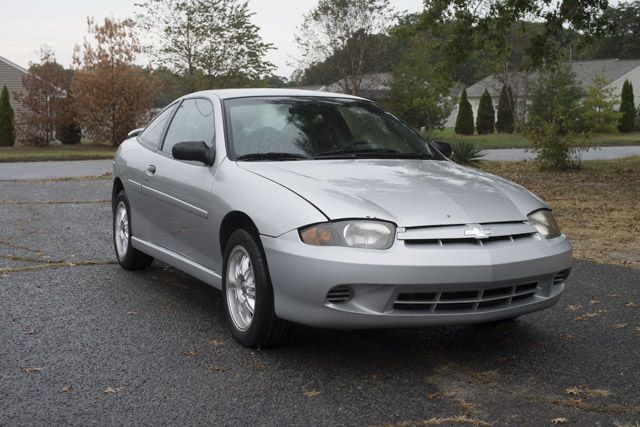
0, 259, 117, 275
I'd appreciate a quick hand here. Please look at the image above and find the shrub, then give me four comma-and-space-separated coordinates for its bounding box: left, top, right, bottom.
584, 74, 621, 133
527, 64, 585, 170
476, 89, 495, 134
618, 80, 636, 132
0, 86, 15, 146
58, 122, 82, 145
496, 85, 515, 133
451, 140, 486, 165
454, 88, 474, 135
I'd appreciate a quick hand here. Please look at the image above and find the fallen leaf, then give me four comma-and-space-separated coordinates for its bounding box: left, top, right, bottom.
565, 386, 611, 398
624, 302, 640, 309
565, 304, 582, 312
458, 400, 476, 413
551, 417, 568, 424
613, 323, 628, 329
207, 366, 226, 372
62, 386, 74, 393
428, 393, 441, 400
254, 363, 266, 369
634, 326, 640, 333
589, 299, 600, 305
208, 339, 224, 346
127, 311, 139, 316
302, 390, 320, 397
23, 367, 41, 373
183, 350, 198, 357
104, 387, 121, 394
565, 386, 581, 396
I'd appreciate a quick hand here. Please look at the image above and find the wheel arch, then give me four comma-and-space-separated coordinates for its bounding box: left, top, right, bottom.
219, 211, 259, 256
112, 177, 124, 210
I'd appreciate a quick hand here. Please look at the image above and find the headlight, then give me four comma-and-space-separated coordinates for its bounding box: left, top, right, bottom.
299, 220, 396, 249
527, 209, 561, 239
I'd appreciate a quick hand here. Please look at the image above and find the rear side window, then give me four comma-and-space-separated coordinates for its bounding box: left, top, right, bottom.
138, 103, 177, 149
162, 98, 215, 156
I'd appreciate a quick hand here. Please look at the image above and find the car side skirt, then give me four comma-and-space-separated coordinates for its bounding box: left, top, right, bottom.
131, 237, 222, 289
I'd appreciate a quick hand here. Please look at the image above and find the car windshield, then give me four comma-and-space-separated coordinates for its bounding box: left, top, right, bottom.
224, 97, 434, 160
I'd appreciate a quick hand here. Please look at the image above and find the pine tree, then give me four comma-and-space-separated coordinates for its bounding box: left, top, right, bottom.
0, 86, 15, 146
476, 89, 495, 134
454, 88, 474, 135
618, 80, 636, 133
496, 85, 515, 133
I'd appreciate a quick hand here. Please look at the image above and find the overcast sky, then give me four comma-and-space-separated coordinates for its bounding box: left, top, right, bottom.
0, 0, 424, 78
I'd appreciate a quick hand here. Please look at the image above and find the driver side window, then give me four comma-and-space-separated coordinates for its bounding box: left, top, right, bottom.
162, 98, 215, 156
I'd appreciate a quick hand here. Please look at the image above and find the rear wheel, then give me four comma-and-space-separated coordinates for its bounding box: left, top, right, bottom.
222, 228, 292, 347
113, 191, 153, 270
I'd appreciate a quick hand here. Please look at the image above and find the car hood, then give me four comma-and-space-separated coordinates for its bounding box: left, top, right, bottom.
239, 159, 546, 227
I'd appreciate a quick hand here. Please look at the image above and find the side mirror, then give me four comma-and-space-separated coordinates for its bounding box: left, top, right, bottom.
172, 141, 215, 166
128, 128, 144, 138
431, 140, 453, 158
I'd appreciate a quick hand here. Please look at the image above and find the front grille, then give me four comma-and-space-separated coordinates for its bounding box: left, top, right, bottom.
326, 285, 353, 304
553, 269, 571, 286
393, 282, 539, 312
398, 221, 537, 248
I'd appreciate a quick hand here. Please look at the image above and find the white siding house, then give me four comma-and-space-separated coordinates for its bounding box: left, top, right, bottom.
448, 59, 640, 128
0, 55, 28, 116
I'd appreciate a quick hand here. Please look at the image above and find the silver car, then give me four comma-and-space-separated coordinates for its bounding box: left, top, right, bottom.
112, 89, 572, 347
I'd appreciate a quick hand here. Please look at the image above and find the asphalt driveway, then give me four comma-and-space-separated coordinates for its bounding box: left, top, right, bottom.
1, 177, 639, 426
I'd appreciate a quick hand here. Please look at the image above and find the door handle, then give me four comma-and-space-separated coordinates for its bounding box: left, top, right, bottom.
145, 165, 156, 175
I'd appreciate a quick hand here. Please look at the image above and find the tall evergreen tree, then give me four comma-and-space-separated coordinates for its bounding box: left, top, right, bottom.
0, 86, 15, 146
496, 85, 515, 133
454, 88, 474, 135
618, 80, 636, 133
476, 89, 495, 134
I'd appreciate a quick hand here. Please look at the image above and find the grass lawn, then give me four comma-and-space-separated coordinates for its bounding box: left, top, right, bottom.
480, 156, 640, 269
0, 144, 116, 163
433, 128, 640, 149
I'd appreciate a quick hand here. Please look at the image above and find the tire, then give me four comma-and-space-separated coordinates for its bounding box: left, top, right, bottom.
222, 228, 293, 348
113, 190, 153, 271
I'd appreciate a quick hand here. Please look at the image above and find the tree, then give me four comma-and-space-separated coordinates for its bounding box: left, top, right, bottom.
16, 47, 68, 146
419, 1, 609, 71
578, 1, 640, 60
295, 0, 395, 95
136, 0, 274, 91
618, 80, 636, 133
496, 85, 515, 133
476, 89, 495, 134
583, 74, 621, 133
72, 17, 159, 146
454, 88, 474, 135
0, 86, 15, 146
389, 36, 454, 132
527, 64, 585, 170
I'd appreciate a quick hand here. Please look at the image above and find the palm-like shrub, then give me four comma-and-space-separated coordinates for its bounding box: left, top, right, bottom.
451, 140, 486, 165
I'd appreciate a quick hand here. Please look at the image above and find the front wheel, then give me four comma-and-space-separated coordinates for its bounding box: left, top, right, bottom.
113, 190, 153, 270
222, 228, 292, 348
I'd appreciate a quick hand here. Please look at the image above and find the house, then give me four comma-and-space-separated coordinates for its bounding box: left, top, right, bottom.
322, 72, 393, 101
448, 59, 640, 128
0, 55, 28, 116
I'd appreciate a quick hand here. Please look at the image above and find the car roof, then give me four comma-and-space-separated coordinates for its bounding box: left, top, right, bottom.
187, 88, 367, 101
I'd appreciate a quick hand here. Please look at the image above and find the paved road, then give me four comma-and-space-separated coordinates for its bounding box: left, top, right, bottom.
1, 177, 639, 426
484, 145, 640, 161
1, 145, 639, 181
0, 159, 113, 181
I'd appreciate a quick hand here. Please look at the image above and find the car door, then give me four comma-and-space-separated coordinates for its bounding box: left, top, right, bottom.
141, 97, 218, 269
126, 103, 178, 243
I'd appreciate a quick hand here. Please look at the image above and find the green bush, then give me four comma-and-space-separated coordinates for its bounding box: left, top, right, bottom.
454, 88, 474, 135
0, 86, 15, 146
584, 74, 621, 133
618, 80, 636, 132
451, 140, 486, 165
476, 89, 495, 134
527, 64, 585, 170
496, 85, 514, 133
58, 122, 82, 145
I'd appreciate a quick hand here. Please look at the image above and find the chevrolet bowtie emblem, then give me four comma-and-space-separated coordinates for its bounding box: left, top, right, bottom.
464, 226, 493, 239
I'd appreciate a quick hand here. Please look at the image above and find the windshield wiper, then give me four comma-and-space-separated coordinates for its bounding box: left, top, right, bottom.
236, 152, 310, 161
314, 148, 431, 159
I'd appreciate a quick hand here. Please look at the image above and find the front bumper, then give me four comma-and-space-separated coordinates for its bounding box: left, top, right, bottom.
261, 230, 572, 329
